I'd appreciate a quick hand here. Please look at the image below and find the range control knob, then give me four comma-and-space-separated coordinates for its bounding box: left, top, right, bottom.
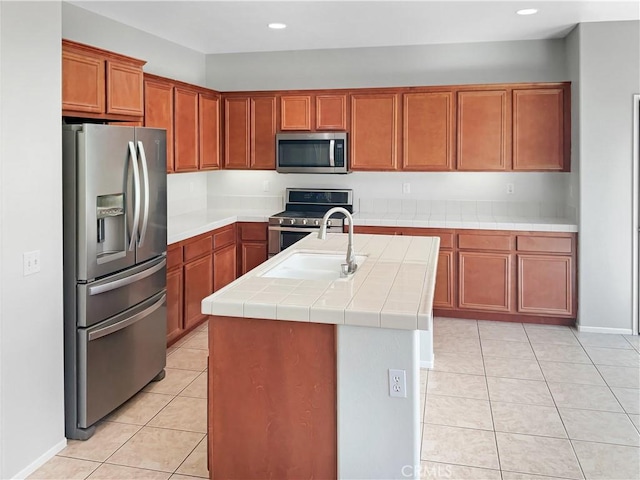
327, 220, 332, 227
302, 219, 308, 225
289, 219, 296, 225
279, 218, 284, 225
314, 219, 320, 226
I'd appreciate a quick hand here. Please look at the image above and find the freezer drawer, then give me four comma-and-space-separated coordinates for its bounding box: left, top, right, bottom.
78, 256, 166, 328
77, 290, 166, 428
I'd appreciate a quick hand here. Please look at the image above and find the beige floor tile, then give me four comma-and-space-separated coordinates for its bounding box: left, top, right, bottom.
433, 318, 479, 337
574, 332, 634, 350
433, 335, 482, 356
432, 352, 485, 375
106, 426, 203, 472
483, 356, 544, 380
548, 382, 624, 412
502, 472, 577, 480
166, 348, 208, 371
87, 464, 171, 479
559, 408, 640, 446
27, 456, 100, 480
525, 328, 580, 346
629, 414, 640, 431
425, 395, 493, 430
572, 440, 640, 480
427, 371, 488, 400
147, 396, 207, 433
421, 393, 426, 423
106, 392, 173, 425
491, 402, 566, 438
611, 387, 640, 414
170, 475, 204, 480
170, 335, 191, 348
531, 343, 591, 364
486, 377, 554, 405
167, 345, 179, 355
422, 424, 499, 470
585, 346, 640, 368
624, 335, 640, 351
479, 323, 528, 343
179, 372, 208, 399
539, 361, 606, 386
59, 422, 141, 462
597, 365, 640, 388
480, 339, 535, 360
175, 437, 208, 478
143, 368, 200, 395
495, 432, 582, 479
196, 321, 208, 333
181, 332, 209, 350
420, 461, 501, 479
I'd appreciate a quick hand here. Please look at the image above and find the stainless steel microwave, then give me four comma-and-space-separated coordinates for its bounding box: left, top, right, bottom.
276, 132, 349, 174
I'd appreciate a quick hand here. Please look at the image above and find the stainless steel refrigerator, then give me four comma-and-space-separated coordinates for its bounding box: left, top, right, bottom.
62, 124, 167, 440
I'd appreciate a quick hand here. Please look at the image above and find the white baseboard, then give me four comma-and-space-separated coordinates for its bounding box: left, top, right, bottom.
577, 325, 634, 335
420, 354, 434, 369
12, 438, 67, 480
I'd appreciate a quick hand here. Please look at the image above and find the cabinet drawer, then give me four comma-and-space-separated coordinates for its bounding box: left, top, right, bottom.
183, 236, 212, 262
402, 228, 454, 249
458, 233, 512, 251
517, 235, 573, 254
239, 223, 268, 241
167, 244, 183, 271
213, 225, 236, 250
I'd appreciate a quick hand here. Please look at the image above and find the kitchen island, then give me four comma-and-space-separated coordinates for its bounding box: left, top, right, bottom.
201, 232, 440, 480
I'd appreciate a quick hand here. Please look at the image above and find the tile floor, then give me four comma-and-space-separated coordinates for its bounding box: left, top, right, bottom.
29, 318, 640, 480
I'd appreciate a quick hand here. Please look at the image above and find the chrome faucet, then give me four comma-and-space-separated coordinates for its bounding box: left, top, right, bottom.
318, 206, 358, 275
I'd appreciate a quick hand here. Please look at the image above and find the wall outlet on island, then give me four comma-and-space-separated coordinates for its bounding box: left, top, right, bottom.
388, 369, 407, 398
506, 183, 515, 195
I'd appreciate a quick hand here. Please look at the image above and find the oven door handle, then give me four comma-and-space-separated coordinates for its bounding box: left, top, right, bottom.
269, 226, 342, 233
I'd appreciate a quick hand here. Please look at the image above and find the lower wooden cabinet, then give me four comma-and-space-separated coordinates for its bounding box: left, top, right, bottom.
237, 222, 269, 275
166, 261, 184, 343
184, 254, 213, 330
214, 243, 237, 291
458, 252, 512, 312
434, 251, 455, 309
517, 254, 573, 316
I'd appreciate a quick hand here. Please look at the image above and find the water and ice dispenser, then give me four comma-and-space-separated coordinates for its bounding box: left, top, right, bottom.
96, 194, 126, 263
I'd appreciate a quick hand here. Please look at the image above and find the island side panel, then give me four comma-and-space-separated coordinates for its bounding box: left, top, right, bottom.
208, 315, 337, 480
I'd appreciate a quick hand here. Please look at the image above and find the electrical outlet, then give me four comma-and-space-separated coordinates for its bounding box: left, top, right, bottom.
402, 183, 411, 195
23, 250, 41, 276
263, 180, 270, 192
388, 369, 407, 398
506, 183, 515, 195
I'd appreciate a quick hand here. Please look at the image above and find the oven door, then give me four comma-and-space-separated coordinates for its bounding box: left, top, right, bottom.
268, 226, 341, 257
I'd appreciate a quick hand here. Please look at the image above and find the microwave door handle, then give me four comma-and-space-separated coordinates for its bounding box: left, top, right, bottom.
127, 141, 141, 251
329, 139, 335, 167
137, 141, 150, 247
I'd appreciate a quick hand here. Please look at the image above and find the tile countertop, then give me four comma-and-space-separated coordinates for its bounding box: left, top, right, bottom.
168, 208, 280, 245
201, 233, 440, 331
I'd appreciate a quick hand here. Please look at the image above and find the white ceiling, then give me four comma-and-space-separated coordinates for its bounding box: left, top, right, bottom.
68, 1, 640, 54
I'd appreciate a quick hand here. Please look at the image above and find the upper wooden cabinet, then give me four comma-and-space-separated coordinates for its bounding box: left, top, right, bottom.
199, 92, 222, 170
280, 95, 311, 131
316, 95, 347, 131
224, 95, 277, 169
350, 93, 399, 171
144, 76, 174, 172
174, 87, 200, 172
62, 40, 145, 120
279, 94, 348, 131
457, 89, 509, 171
403, 91, 455, 171
512, 87, 568, 171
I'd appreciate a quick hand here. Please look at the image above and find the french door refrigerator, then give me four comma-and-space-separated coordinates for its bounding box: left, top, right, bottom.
63, 124, 167, 440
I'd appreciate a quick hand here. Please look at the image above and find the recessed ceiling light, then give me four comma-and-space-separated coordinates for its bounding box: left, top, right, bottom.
268, 23, 287, 30
516, 8, 538, 15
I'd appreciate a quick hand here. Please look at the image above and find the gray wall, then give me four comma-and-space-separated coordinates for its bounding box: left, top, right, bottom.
62, 3, 206, 86
0, 2, 65, 478
573, 21, 640, 333
206, 39, 568, 91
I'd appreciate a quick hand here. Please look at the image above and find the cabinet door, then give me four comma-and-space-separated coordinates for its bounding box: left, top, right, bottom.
184, 255, 213, 330
144, 78, 174, 172
106, 61, 144, 116
199, 93, 221, 170
224, 97, 251, 169
62, 50, 105, 114
214, 244, 237, 291
458, 252, 512, 312
241, 242, 268, 275
350, 94, 399, 170
174, 87, 199, 172
316, 95, 347, 131
457, 90, 509, 171
434, 251, 455, 309
251, 96, 277, 169
280, 95, 311, 131
166, 268, 184, 344
513, 88, 566, 171
517, 254, 573, 316
403, 92, 454, 171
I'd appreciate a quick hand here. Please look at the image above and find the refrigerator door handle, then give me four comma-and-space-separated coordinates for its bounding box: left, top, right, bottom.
88, 258, 166, 296
137, 141, 150, 247
87, 293, 166, 341
128, 141, 141, 252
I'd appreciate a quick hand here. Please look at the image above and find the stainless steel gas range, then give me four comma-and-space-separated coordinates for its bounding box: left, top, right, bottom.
268, 188, 353, 256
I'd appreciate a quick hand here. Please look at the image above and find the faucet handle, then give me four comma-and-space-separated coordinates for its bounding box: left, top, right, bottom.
340, 263, 349, 277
